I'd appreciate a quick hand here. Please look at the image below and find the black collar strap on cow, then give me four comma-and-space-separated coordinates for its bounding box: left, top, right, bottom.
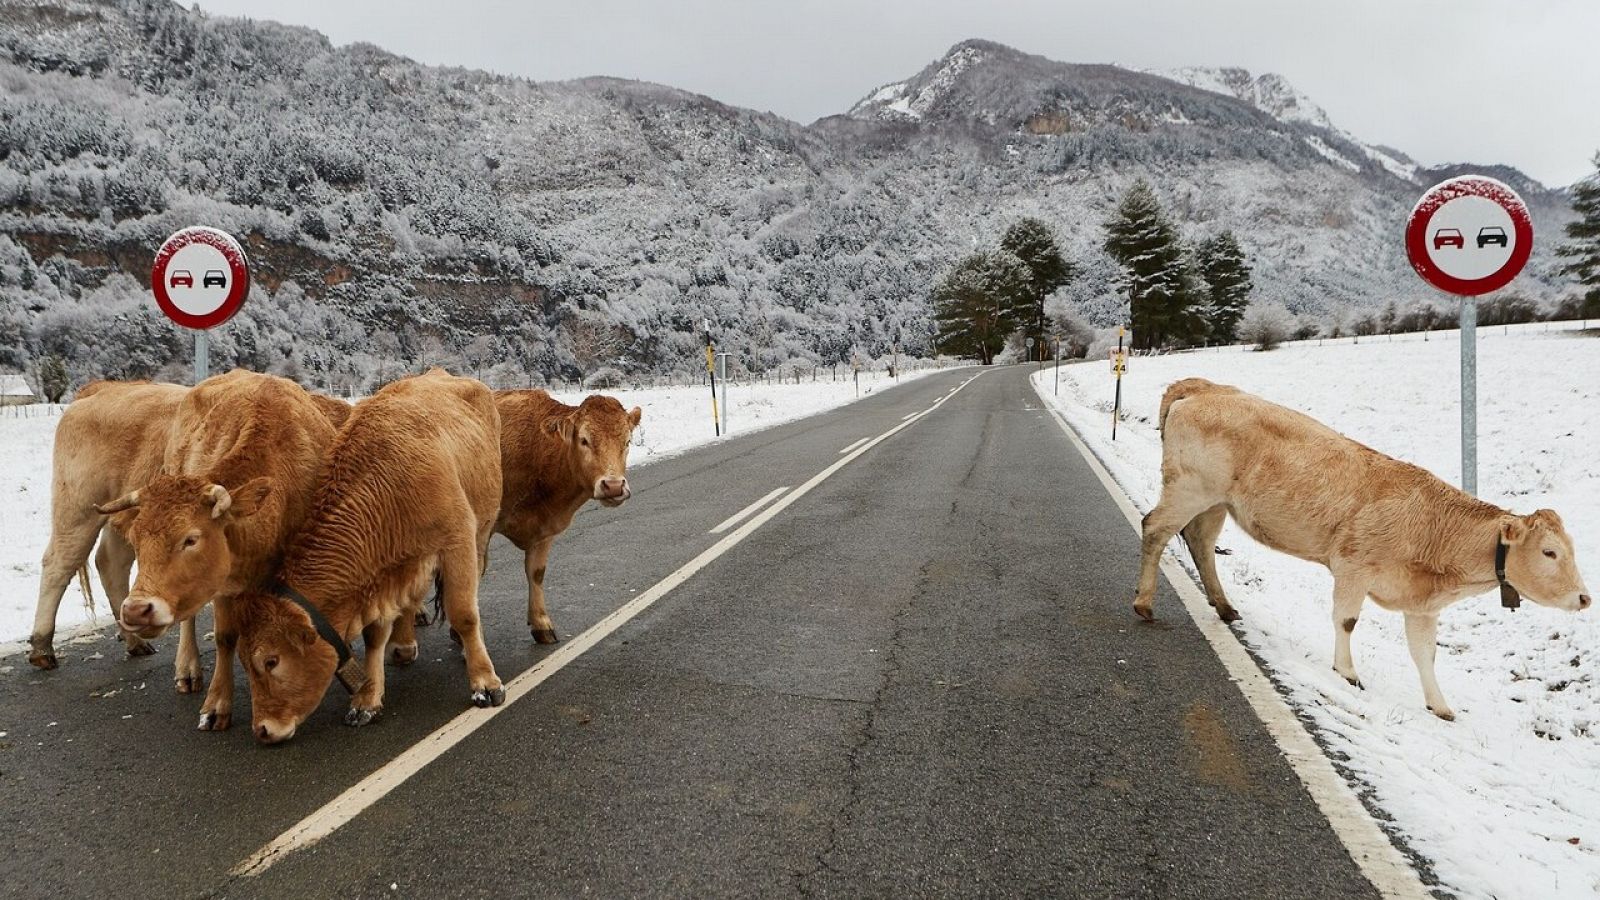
1495, 541, 1522, 610
273, 584, 369, 693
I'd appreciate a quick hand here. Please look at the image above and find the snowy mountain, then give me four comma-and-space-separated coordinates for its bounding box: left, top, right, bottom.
0, 5, 1577, 391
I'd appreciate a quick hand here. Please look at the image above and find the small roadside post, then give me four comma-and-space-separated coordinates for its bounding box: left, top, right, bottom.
1053, 334, 1062, 395
150, 227, 250, 383
1110, 326, 1127, 440
892, 326, 901, 380
704, 319, 720, 437
715, 351, 730, 434
852, 353, 861, 399
1405, 176, 1533, 496
1026, 336, 1036, 369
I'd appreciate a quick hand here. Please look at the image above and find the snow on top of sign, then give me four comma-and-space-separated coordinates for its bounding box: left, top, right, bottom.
151, 226, 248, 276
1406, 174, 1529, 228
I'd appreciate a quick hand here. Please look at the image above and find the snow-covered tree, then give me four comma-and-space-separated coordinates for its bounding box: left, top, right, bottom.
933, 251, 1029, 365
1000, 217, 1075, 347
1195, 231, 1252, 343
1558, 152, 1600, 319
1103, 180, 1201, 350
1239, 302, 1294, 351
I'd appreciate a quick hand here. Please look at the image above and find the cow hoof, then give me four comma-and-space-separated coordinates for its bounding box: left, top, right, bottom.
531, 627, 559, 645
390, 642, 419, 666
1133, 603, 1155, 622
1216, 606, 1241, 623
197, 710, 231, 731
125, 640, 157, 658
1429, 706, 1456, 722
175, 674, 204, 694
27, 650, 58, 671
470, 686, 506, 708
344, 707, 380, 728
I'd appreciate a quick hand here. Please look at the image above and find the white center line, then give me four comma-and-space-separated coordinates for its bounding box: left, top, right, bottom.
838, 437, 870, 455
230, 370, 987, 880
709, 486, 789, 534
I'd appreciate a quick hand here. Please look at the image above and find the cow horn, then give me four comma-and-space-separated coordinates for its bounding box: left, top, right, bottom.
205, 484, 232, 519
95, 491, 141, 515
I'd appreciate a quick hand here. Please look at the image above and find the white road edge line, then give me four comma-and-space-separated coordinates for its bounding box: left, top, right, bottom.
709, 486, 790, 534
230, 369, 988, 880
1032, 382, 1430, 900
838, 437, 871, 455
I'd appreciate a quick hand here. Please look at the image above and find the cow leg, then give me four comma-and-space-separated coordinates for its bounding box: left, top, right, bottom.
94, 527, 155, 659
198, 601, 237, 731
1181, 505, 1238, 622
439, 542, 504, 707
390, 608, 419, 665
525, 536, 558, 644
172, 618, 205, 693
346, 619, 392, 727
30, 516, 105, 669
1331, 577, 1366, 688
1134, 492, 1215, 621
1404, 612, 1454, 721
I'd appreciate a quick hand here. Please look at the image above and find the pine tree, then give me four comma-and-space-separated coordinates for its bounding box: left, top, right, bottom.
1000, 217, 1075, 347
1558, 152, 1600, 318
38, 354, 68, 403
933, 251, 1029, 365
1194, 231, 1252, 343
1103, 181, 1199, 349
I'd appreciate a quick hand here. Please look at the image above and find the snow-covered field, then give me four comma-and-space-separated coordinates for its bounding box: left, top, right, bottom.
0, 366, 948, 648
1033, 327, 1600, 899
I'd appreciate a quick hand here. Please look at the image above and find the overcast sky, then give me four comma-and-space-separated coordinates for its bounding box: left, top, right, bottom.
194, 0, 1599, 187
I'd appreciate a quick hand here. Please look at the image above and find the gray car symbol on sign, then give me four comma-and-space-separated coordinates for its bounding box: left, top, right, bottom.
202, 270, 227, 288
1476, 227, 1508, 249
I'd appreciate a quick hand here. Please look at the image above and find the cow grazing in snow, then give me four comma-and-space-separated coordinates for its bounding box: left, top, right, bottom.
387, 390, 641, 662
94, 370, 339, 730
29, 380, 188, 670
1136, 378, 1591, 720
233, 369, 505, 744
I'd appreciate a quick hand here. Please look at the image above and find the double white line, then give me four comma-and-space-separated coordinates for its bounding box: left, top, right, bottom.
231, 370, 986, 879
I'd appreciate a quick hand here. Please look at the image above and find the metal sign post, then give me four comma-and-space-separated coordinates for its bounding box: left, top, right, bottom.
151, 226, 249, 384
704, 319, 719, 437
1405, 175, 1533, 496
715, 351, 730, 434
1053, 335, 1061, 395
1111, 326, 1127, 441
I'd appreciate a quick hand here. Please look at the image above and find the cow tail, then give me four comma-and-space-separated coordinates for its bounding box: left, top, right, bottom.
78, 563, 95, 614
428, 571, 445, 626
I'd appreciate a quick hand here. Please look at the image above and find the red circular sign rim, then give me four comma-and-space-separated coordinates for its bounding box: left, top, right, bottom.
1405, 176, 1533, 297
150, 227, 250, 330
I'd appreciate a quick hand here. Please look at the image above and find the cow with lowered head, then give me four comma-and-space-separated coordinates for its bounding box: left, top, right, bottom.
387, 390, 641, 663
1136, 377, 1591, 720
95, 370, 338, 730
233, 369, 505, 743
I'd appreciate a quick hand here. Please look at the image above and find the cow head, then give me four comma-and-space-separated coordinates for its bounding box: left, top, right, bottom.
547, 395, 643, 507
96, 474, 274, 638
1501, 510, 1591, 612
234, 592, 339, 744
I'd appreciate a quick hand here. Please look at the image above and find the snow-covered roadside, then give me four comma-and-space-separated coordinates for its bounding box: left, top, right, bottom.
0, 366, 952, 648
1033, 331, 1600, 899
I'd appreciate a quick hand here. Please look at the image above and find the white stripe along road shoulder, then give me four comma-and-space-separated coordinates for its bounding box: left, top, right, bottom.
1034, 385, 1430, 900
837, 437, 870, 455
230, 370, 986, 879
709, 486, 789, 534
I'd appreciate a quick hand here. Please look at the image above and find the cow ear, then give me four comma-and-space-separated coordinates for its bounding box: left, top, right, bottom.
226, 477, 273, 519
1501, 517, 1530, 546
628, 406, 642, 428
545, 418, 574, 441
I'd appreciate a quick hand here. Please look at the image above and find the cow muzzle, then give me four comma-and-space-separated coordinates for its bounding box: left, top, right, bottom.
255, 719, 296, 745
595, 476, 631, 507
120, 595, 175, 637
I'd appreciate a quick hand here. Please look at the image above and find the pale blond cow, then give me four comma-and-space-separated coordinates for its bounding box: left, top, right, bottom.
1136, 378, 1590, 720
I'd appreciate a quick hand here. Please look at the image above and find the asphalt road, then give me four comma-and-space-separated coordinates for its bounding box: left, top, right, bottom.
0, 365, 1381, 899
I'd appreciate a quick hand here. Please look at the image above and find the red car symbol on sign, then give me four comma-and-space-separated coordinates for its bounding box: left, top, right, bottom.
1476, 226, 1508, 248
170, 269, 194, 288
1432, 228, 1464, 250
202, 269, 227, 288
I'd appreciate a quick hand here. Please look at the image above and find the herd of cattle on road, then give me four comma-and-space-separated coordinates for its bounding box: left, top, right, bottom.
17, 366, 1591, 744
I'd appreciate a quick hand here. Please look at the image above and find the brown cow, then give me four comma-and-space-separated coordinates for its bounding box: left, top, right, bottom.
387, 390, 642, 662
29, 380, 188, 670
233, 369, 505, 743
1136, 378, 1591, 719
308, 391, 353, 429
94, 370, 338, 730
